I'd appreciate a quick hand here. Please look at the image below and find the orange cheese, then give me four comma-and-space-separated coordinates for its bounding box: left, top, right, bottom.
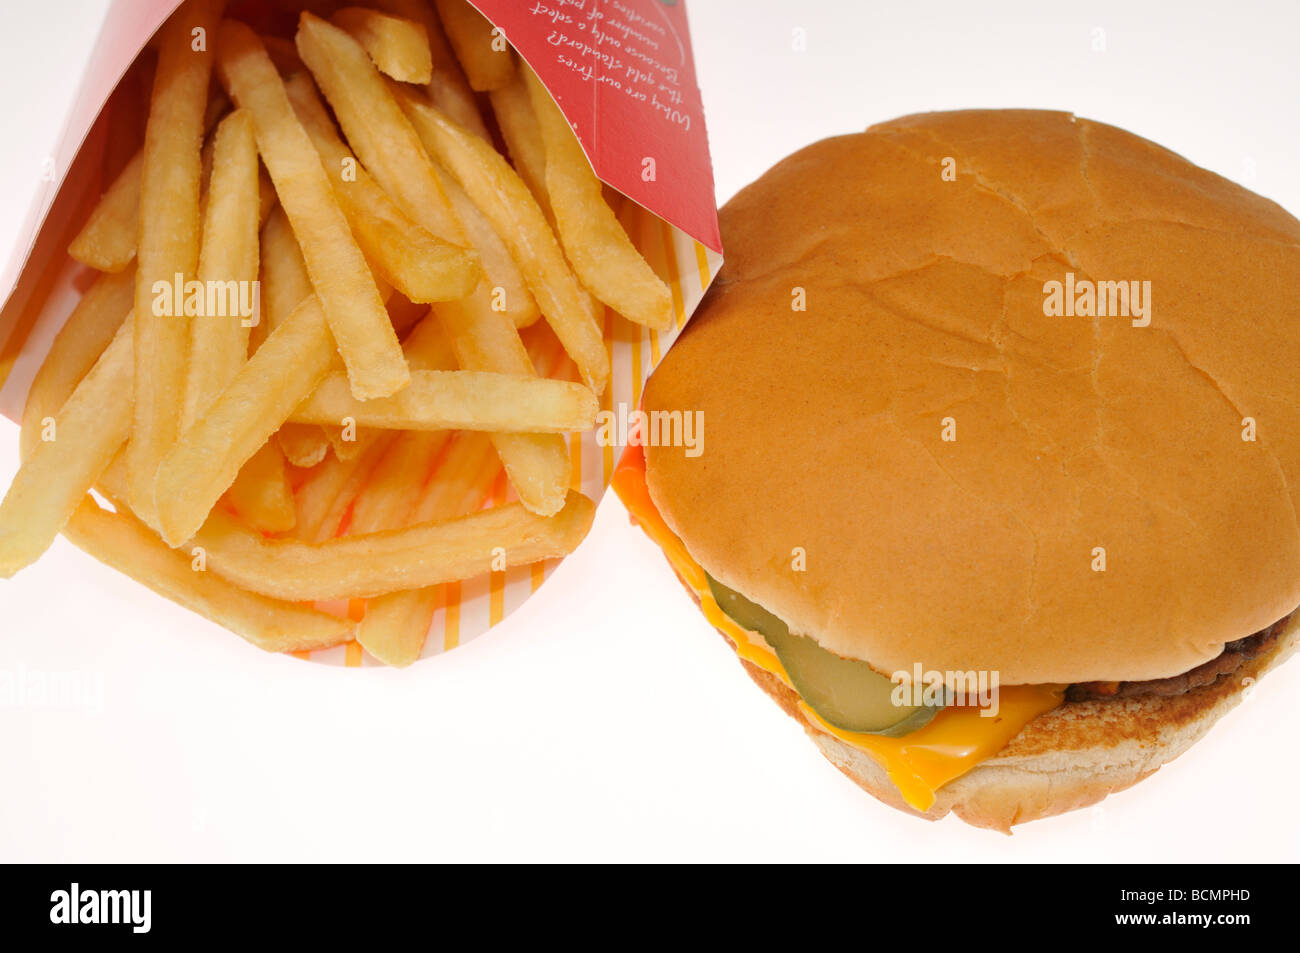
613, 444, 1064, 813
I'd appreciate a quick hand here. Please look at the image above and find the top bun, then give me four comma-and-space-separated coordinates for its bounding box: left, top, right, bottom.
644, 109, 1300, 684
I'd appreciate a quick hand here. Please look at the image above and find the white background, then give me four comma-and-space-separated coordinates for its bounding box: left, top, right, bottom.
2, 0, 1299, 861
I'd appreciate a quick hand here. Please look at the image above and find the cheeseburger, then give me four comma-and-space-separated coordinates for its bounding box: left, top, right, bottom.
613, 109, 1300, 830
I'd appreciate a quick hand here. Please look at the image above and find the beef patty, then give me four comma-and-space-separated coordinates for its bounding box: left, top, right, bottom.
1066, 613, 1293, 702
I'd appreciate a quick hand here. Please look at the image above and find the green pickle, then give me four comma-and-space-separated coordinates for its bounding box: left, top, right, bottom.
706, 573, 939, 736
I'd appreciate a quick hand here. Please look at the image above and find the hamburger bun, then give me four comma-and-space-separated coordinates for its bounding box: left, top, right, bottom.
640, 109, 1300, 825
745, 612, 1298, 831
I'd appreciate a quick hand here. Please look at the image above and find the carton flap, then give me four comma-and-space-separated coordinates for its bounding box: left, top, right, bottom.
472, 0, 722, 253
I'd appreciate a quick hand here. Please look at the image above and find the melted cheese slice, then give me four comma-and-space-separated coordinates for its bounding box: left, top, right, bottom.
613, 445, 1064, 813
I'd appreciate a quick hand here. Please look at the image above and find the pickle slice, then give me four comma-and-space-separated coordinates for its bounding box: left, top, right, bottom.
706, 573, 939, 736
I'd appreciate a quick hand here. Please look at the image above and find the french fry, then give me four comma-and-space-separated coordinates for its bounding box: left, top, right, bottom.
217, 18, 408, 400
400, 308, 455, 368
433, 0, 512, 92
355, 585, 441, 666
434, 161, 539, 329
129, 0, 220, 526
490, 68, 552, 223
356, 429, 500, 665
204, 129, 275, 225
523, 65, 674, 332
68, 92, 229, 273
332, 6, 433, 84
277, 423, 331, 468
493, 81, 600, 328
258, 205, 313, 335
523, 309, 577, 379
291, 368, 598, 432
196, 488, 595, 600
67, 152, 143, 273
412, 430, 500, 521
398, 88, 609, 393
246, 208, 293, 356
292, 430, 391, 541
96, 447, 130, 508
254, 198, 311, 401
282, 73, 479, 304
62, 498, 353, 653
345, 429, 450, 536
433, 294, 571, 516
256, 204, 334, 468
481, 427, 570, 519
323, 424, 366, 462
427, 70, 489, 139
295, 11, 463, 242
225, 440, 297, 534
20, 269, 134, 459
154, 294, 340, 546
183, 109, 261, 430
307, 309, 457, 463
0, 318, 133, 576
370, 0, 489, 138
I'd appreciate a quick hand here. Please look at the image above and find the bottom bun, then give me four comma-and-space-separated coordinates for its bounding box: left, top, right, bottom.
730, 617, 1300, 833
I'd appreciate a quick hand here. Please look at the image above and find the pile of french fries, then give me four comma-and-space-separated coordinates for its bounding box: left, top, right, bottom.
0, 0, 674, 666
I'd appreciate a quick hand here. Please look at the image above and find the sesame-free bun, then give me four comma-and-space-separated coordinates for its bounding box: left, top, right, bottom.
644, 109, 1300, 685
